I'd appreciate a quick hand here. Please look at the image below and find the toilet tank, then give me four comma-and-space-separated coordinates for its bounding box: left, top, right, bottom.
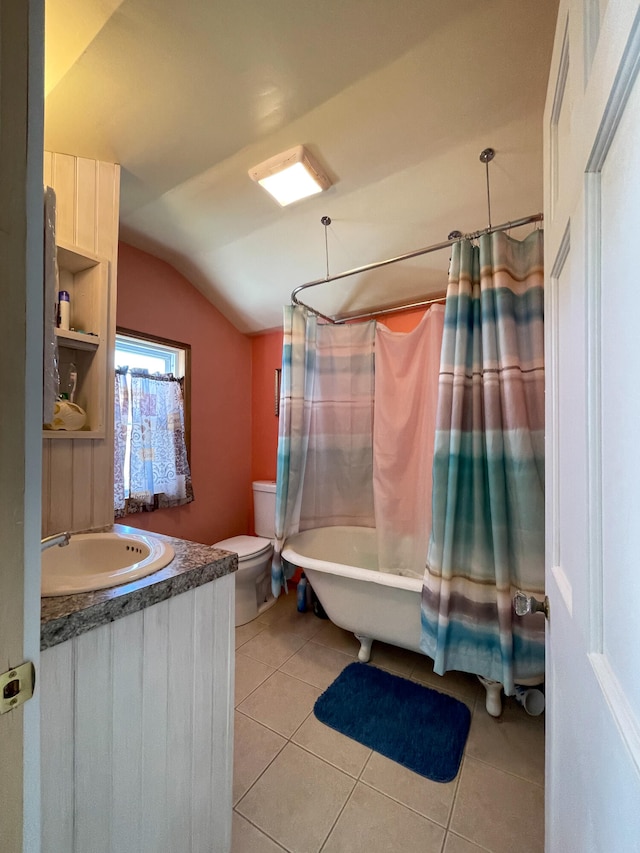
253, 480, 277, 539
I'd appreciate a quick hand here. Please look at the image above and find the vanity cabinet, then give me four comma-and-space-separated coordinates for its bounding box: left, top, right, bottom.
41, 572, 234, 853
45, 243, 109, 438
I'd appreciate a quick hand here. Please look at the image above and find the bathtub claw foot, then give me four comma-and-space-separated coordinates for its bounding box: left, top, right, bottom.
355, 634, 372, 662
477, 676, 503, 717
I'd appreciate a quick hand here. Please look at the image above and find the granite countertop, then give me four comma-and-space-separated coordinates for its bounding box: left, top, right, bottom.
41, 524, 237, 650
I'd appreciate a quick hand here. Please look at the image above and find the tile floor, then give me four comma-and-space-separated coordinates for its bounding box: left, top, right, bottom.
232, 588, 545, 853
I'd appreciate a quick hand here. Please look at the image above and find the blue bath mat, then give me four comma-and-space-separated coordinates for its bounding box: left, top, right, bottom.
314, 662, 470, 783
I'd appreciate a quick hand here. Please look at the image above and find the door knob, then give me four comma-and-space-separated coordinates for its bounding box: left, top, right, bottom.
514, 590, 549, 621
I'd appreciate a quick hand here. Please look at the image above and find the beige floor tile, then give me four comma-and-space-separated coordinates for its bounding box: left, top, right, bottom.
450, 757, 544, 853
233, 711, 286, 805
311, 620, 360, 657
232, 582, 545, 853
259, 589, 298, 624
237, 670, 321, 738
231, 811, 287, 852
267, 607, 325, 640
235, 617, 269, 649
235, 653, 276, 706
292, 712, 371, 778
322, 782, 446, 853
280, 641, 354, 690
465, 695, 545, 786
236, 742, 355, 853
443, 833, 489, 853
361, 750, 457, 827
237, 625, 309, 668
368, 641, 424, 677
411, 657, 481, 704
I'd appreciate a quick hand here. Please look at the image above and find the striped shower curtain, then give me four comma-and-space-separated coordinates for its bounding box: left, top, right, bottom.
271, 306, 376, 597
420, 229, 545, 695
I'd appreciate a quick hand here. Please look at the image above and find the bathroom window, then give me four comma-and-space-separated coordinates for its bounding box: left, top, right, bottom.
115, 331, 184, 375
114, 330, 192, 516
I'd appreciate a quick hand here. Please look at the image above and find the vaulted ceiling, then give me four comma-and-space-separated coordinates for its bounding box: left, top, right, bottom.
45, 0, 558, 333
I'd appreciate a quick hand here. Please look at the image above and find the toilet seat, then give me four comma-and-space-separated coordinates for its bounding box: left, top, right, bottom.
215, 535, 272, 561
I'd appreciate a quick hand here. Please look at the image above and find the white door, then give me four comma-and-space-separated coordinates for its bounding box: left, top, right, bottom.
544, 0, 640, 849
0, 2, 44, 851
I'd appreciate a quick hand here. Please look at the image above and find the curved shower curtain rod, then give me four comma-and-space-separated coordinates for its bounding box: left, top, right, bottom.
290, 211, 544, 325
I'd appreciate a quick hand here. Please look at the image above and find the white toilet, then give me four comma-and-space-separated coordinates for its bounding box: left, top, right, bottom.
214, 480, 278, 627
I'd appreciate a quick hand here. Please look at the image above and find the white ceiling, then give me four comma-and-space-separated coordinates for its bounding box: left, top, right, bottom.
44, 0, 558, 333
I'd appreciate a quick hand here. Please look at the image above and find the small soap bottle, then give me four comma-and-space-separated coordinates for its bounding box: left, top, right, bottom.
297, 573, 308, 613
69, 363, 77, 403
57, 290, 70, 329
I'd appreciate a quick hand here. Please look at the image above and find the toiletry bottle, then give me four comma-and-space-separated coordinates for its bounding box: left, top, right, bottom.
59, 361, 77, 402
297, 573, 308, 612
66, 363, 77, 403
57, 290, 70, 329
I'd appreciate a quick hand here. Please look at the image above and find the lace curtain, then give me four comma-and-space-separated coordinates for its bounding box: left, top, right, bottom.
114, 368, 194, 517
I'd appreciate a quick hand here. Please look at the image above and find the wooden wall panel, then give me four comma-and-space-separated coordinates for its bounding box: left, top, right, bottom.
42, 151, 120, 537
43, 149, 52, 186
140, 600, 170, 853
110, 614, 144, 851
74, 623, 113, 853
45, 441, 73, 535
40, 576, 234, 853
74, 158, 98, 252
97, 158, 120, 513
71, 441, 95, 531
40, 641, 75, 852
191, 581, 217, 850
167, 591, 196, 850
210, 575, 234, 853
50, 153, 76, 244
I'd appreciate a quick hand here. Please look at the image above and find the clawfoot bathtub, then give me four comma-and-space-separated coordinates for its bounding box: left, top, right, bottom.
282, 526, 506, 716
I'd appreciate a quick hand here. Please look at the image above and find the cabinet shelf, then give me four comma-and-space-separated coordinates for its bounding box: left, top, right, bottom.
55, 328, 100, 351
56, 243, 102, 273
43, 430, 104, 440
43, 242, 109, 439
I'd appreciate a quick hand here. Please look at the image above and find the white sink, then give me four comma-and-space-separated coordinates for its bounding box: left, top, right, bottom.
42, 531, 175, 596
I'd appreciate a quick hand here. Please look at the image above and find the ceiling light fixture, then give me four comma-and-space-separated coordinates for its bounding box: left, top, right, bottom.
248, 145, 331, 206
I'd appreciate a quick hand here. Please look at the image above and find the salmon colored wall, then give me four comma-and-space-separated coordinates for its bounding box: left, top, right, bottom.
251, 330, 282, 483
248, 304, 444, 484
379, 307, 434, 333
116, 242, 252, 545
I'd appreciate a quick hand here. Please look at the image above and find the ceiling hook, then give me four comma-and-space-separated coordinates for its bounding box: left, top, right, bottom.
479, 147, 495, 229
321, 216, 332, 279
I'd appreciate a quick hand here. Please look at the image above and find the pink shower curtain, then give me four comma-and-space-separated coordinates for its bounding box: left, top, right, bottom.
373, 305, 445, 577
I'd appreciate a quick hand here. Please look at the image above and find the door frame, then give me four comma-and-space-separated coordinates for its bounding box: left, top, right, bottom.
0, 2, 45, 851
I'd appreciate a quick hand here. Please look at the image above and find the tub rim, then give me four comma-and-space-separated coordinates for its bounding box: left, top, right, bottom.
282, 526, 423, 592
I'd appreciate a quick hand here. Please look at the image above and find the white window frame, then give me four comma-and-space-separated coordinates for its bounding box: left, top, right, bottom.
115, 331, 186, 379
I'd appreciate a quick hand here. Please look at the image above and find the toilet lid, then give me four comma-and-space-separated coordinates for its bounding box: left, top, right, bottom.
214, 535, 272, 560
